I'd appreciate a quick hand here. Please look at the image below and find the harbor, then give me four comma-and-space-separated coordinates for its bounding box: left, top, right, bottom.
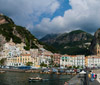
64, 69, 100, 85
0, 67, 78, 75
0, 1, 100, 85
0, 68, 100, 85
0, 71, 73, 85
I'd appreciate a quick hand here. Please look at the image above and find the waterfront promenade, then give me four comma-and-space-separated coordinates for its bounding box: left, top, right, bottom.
93, 69, 100, 83
64, 70, 100, 85
64, 75, 100, 85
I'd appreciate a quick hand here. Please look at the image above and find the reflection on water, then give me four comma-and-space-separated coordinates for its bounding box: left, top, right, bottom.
0, 72, 73, 85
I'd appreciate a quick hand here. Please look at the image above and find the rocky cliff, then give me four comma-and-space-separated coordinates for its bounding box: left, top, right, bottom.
90, 28, 100, 55
0, 14, 55, 52
40, 30, 93, 55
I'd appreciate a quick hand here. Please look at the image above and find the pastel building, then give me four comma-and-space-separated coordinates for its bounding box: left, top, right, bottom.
6, 54, 32, 66
53, 53, 61, 66
86, 55, 100, 68
33, 56, 40, 67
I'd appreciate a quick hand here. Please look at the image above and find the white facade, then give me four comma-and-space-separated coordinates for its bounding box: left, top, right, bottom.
30, 49, 38, 58
60, 55, 73, 67
76, 55, 85, 67
2, 42, 24, 58
87, 56, 100, 68
39, 54, 51, 66
60, 55, 85, 67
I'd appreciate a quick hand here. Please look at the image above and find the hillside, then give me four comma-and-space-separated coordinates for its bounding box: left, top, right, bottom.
90, 28, 100, 55
40, 34, 59, 44
0, 14, 56, 52
40, 30, 93, 55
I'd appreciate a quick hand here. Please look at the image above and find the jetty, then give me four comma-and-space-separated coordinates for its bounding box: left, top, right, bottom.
64, 70, 100, 85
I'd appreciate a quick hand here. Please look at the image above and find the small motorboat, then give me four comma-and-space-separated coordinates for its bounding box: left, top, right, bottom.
29, 76, 43, 82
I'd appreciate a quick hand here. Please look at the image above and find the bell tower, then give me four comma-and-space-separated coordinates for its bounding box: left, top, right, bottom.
96, 43, 100, 56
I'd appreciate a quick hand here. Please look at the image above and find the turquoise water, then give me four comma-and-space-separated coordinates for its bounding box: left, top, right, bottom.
0, 72, 73, 85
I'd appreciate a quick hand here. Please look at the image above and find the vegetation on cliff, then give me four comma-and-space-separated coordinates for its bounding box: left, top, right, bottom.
0, 14, 56, 52
41, 30, 93, 55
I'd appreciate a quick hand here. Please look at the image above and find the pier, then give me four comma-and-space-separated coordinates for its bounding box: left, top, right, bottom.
64, 70, 100, 85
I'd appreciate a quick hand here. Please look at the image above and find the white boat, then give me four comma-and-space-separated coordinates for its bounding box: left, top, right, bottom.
29, 76, 43, 82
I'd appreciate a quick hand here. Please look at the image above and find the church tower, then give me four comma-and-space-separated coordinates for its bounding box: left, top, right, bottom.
96, 43, 100, 56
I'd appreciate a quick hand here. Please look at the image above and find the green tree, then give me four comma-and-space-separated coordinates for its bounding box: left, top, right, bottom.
77, 65, 80, 69
0, 58, 6, 66
49, 55, 54, 67
69, 66, 72, 69
73, 65, 77, 69
40, 62, 47, 67
54, 64, 59, 67
26, 62, 33, 66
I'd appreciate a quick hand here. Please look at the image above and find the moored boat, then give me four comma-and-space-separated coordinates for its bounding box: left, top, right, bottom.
0, 71, 5, 73
29, 76, 43, 82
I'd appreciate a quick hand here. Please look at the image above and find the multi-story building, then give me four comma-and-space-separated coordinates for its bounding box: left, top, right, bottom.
60, 55, 73, 67
30, 49, 39, 58
75, 55, 85, 67
39, 54, 51, 66
53, 53, 61, 66
86, 55, 100, 68
6, 54, 32, 66
60, 55, 85, 67
2, 39, 25, 58
33, 56, 40, 67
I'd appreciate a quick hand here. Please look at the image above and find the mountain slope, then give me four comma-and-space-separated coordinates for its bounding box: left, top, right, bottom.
40, 34, 59, 44
40, 30, 93, 55
90, 28, 100, 55
0, 14, 55, 52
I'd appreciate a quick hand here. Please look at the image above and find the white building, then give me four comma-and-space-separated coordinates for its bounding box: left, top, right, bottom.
2, 39, 25, 58
60, 55, 73, 67
87, 55, 100, 68
60, 55, 85, 67
39, 54, 51, 66
30, 49, 39, 58
74, 55, 85, 67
